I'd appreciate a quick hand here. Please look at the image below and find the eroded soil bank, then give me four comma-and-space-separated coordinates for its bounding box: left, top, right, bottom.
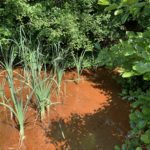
0, 68, 130, 150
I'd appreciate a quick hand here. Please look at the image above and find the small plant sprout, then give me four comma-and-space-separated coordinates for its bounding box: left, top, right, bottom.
71, 50, 86, 82
55, 66, 65, 94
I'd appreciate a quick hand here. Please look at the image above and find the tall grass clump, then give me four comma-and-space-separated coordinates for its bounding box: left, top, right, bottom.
19, 36, 58, 120
0, 45, 32, 143
33, 74, 55, 120
71, 50, 85, 82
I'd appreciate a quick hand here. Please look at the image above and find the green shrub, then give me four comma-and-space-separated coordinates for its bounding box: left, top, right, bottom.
103, 29, 150, 80
0, 0, 121, 55
98, 0, 150, 29
97, 2, 150, 148
114, 89, 150, 150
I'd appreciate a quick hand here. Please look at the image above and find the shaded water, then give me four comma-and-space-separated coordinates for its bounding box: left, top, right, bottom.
0, 68, 130, 150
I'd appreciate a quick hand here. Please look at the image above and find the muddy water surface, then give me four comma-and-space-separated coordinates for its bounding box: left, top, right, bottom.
0, 68, 130, 150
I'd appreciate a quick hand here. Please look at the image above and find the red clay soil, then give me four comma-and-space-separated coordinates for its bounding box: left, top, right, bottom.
0, 68, 130, 150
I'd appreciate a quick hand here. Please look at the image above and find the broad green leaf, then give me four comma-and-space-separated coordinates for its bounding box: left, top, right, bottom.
114, 145, 121, 150
134, 2, 147, 8
114, 9, 123, 15
129, 113, 137, 121
134, 45, 144, 51
141, 130, 150, 144
137, 120, 146, 129
135, 111, 143, 119
126, 31, 136, 38
98, 0, 110, 5
132, 101, 140, 108
146, 144, 150, 150
121, 144, 127, 150
122, 0, 138, 5
124, 49, 135, 56
133, 62, 150, 74
141, 51, 149, 60
142, 107, 150, 115
105, 3, 118, 11
94, 43, 101, 50
121, 14, 129, 23
143, 30, 150, 38
143, 73, 150, 80
136, 147, 142, 150
122, 71, 135, 78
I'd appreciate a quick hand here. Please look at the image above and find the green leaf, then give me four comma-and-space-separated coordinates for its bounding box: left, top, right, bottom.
98, 0, 110, 5
126, 31, 136, 38
134, 2, 146, 8
94, 43, 101, 50
132, 101, 140, 108
143, 73, 150, 80
122, 71, 135, 78
124, 49, 135, 56
114, 145, 121, 150
114, 9, 123, 15
129, 113, 137, 121
146, 144, 150, 150
121, 144, 127, 150
136, 147, 142, 150
121, 14, 129, 23
141, 130, 150, 144
105, 3, 118, 11
137, 120, 146, 129
133, 62, 150, 74
142, 107, 150, 115
122, 0, 138, 5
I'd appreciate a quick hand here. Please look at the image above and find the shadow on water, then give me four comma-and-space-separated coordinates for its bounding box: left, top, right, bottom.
45, 68, 130, 150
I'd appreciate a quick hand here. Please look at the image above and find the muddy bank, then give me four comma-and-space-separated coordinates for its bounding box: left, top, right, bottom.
0, 68, 130, 150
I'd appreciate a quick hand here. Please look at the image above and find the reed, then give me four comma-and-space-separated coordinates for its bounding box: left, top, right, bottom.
0, 46, 32, 143
20, 41, 58, 120
71, 50, 85, 82
50, 43, 67, 94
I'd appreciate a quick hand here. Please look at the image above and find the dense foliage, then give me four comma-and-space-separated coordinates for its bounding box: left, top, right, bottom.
0, 0, 122, 55
98, 0, 150, 149
99, 0, 150, 29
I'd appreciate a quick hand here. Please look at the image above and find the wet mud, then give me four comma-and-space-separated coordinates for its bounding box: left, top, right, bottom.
0, 68, 130, 150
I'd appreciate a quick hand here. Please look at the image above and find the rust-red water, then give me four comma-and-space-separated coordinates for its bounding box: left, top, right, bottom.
0, 68, 130, 150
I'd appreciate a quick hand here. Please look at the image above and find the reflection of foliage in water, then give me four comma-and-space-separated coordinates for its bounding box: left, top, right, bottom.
46, 107, 128, 150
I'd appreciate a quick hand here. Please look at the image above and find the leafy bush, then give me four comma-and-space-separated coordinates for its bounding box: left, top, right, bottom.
98, 0, 150, 29
103, 29, 150, 80
114, 89, 150, 150
127, 90, 150, 149
97, 2, 150, 149
0, 0, 121, 55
